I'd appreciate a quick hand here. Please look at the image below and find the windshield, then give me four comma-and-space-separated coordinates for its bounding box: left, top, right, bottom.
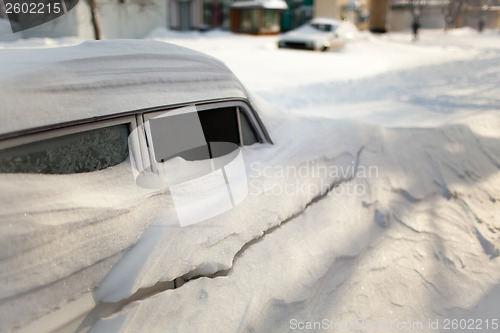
310, 23, 336, 32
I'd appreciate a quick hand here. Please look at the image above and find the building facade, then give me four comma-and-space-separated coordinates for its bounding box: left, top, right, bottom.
229, 0, 287, 34
389, 0, 447, 31
14, 0, 167, 39
373, 0, 500, 32
281, 0, 313, 32
313, 0, 370, 29
459, 1, 500, 30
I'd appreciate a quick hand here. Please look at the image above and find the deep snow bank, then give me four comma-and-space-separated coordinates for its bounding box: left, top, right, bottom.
90, 109, 500, 333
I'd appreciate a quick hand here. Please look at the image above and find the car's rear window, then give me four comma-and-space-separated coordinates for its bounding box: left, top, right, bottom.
0, 124, 129, 174
148, 106, 258, 163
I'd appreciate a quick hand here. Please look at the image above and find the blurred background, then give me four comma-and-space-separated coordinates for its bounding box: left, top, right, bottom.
1, 0, 499, 40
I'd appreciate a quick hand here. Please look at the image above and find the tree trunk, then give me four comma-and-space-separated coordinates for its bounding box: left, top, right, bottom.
86, 0, 102, 40
443, 0, 468, 31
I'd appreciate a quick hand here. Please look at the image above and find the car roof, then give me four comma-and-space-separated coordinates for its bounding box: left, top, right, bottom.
0, 40, 248, 139
310, 17, 341, 26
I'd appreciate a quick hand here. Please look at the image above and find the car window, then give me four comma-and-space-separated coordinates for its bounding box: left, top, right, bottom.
148, 106, 240, 163
147, 104, 260, 164
0, 124, 129, 174
239, 109, 258, 146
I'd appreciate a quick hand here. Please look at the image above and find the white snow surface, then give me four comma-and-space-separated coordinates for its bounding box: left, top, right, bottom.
0, 40, 247, 137
1, 28, 500, 332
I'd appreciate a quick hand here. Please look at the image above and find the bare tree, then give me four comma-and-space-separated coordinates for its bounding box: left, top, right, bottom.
471, 0, 493, 31
0, 1, 7, 20
408, 0, 427, 21
442, 0, 469, 30
86, 0, 102, 40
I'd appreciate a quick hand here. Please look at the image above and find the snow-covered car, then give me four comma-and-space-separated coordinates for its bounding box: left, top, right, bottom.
278, 18, 358, 51
0, 40, 274, 332
3, 29, 500, 333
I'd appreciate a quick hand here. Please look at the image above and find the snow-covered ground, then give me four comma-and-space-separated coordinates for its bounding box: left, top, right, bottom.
1, 28, 499, 332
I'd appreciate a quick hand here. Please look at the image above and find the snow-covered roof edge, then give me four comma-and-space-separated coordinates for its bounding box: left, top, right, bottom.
0, 40, 249, 138
230, 0, 288, 10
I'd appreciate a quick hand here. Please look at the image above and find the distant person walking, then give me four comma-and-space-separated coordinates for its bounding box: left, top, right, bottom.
479, 19, 485, 32
412, 19, 420, 41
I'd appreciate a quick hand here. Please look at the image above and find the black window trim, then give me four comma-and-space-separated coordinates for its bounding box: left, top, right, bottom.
0, 116, 136, 152
0, 97, 272, 147
0, 99, 270, 171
